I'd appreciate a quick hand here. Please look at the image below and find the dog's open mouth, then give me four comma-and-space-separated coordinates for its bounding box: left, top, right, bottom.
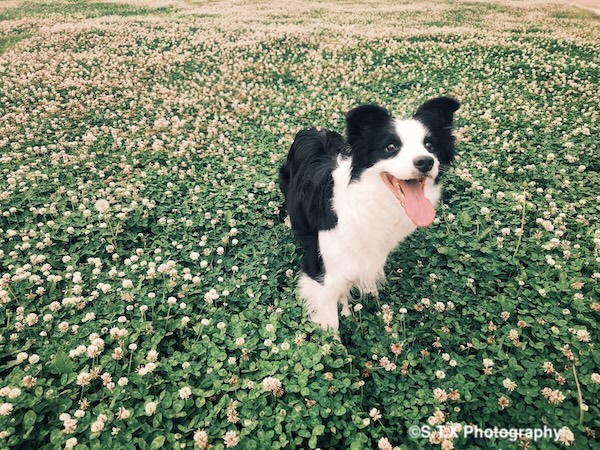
381, 172, 436, 227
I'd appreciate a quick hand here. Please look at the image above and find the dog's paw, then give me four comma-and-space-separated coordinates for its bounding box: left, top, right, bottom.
310, 309, 339, 331
340, 304, 351, 317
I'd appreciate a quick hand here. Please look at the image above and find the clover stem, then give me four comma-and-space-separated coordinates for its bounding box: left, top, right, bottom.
572, 364, 584, 425
512, 195, 527, 259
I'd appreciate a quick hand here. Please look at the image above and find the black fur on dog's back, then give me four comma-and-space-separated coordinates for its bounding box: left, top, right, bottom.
279, 128, 344, 280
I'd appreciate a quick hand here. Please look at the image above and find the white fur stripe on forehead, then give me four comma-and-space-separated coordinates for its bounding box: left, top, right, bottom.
394, 119, 429, 144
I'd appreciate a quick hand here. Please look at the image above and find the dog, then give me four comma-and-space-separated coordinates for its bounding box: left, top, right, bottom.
279, 97, 460, 330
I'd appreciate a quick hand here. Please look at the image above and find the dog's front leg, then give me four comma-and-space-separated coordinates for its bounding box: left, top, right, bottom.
339, 295, 351, 317
299, 273, 348, 330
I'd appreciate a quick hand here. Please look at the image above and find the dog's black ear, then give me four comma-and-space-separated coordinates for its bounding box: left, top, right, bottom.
346, 104, 391, 145
413, 97, 460, 129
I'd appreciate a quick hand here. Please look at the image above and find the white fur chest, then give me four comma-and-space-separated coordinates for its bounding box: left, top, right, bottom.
318, 157, 441, 293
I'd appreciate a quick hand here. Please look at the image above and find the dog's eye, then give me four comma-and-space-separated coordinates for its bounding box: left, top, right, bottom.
424, 140, 434, 151
385, 144, 396, 153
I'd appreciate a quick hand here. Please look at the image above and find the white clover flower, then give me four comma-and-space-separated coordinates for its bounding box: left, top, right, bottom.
76, 372, 91, 387
502, 378, 517, 392
116, 407, 130, 420
144, 401, 157, 416
90, 420, 104, 433
87, 345, 100, 358
24, 313, 38, 326
146, 350, 158, 362
0, 402, 13, 416
427, 409, 445, 426
433, 388, 448, 402
179, 386, 192, 400
377, 437, 393, 450
21, 376, 37, 388
369, 408, 382, 420
6, 388, 20, 400
575, 329, 590, 342
223, 430, 239, 448
194, 429, 209, 449
558, 427, 575, 446
379, 357, 396, 371
94, 199, 110, 213
262, 376, 284, 396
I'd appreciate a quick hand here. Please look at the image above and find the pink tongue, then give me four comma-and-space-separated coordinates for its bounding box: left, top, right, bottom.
398, 180, 436, 227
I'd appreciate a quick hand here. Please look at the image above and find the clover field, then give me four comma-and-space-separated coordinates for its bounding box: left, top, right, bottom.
0, 0, 599, 449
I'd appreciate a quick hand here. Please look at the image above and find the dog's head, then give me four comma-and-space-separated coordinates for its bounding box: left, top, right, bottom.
345, 97, 460, 227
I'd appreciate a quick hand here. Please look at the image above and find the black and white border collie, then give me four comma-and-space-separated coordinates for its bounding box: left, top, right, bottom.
279, 97, 460, 330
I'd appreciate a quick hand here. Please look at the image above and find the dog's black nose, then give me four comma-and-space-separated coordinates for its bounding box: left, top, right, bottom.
414, 156, 434, 173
